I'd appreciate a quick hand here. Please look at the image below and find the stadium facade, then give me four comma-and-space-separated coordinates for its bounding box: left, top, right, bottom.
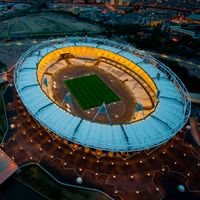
14, 37, 191, 152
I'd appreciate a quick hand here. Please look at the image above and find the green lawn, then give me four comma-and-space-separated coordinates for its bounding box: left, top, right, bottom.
16, 164, 110, 200
64, 74, 120, 110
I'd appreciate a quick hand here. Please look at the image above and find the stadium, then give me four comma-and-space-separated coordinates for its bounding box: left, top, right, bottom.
14, 36, 191, 152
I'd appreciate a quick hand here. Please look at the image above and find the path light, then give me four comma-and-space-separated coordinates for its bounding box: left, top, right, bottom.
186, 125, 191, 130
73, 144, 79, 150
76, 177, 83, 184
96, 149, 102, 156
108, 151, 114, 158
10, 124, 15, 129
177, 185, 185, 192
84, 147, 90, 153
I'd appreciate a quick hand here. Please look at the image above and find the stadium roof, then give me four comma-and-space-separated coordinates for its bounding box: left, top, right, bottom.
14, 37, 190, 152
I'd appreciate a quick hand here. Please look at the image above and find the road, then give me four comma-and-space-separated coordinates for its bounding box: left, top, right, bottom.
0, 39, 42, 69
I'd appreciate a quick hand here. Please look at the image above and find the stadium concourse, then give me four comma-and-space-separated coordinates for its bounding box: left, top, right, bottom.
14, 37, 190, 152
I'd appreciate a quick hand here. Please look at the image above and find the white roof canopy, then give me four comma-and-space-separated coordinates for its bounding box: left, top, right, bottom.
14, 37, 190, 152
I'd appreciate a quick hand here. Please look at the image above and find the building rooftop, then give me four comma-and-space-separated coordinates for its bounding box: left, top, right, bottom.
187, 14, 200, 21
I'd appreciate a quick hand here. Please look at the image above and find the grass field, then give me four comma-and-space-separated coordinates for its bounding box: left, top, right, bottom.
64, 74, 120, 110
16, 164, 110, 200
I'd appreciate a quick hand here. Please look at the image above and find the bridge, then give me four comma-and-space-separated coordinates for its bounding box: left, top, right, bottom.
0, 148, 18, 185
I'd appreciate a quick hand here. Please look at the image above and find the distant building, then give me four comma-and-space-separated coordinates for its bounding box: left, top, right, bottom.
136, 31, 152, 38
0, 3, 14, 11
186, 14, 200, 25
166, 25, 200, 39
106, 0, 130, 6
119, 12, 152, 25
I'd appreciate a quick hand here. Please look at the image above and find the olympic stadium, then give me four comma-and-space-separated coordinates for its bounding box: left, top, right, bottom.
14, 37, 191, 152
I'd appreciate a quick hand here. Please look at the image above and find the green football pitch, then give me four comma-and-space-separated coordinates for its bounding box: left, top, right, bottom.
64, 74, 120, 110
